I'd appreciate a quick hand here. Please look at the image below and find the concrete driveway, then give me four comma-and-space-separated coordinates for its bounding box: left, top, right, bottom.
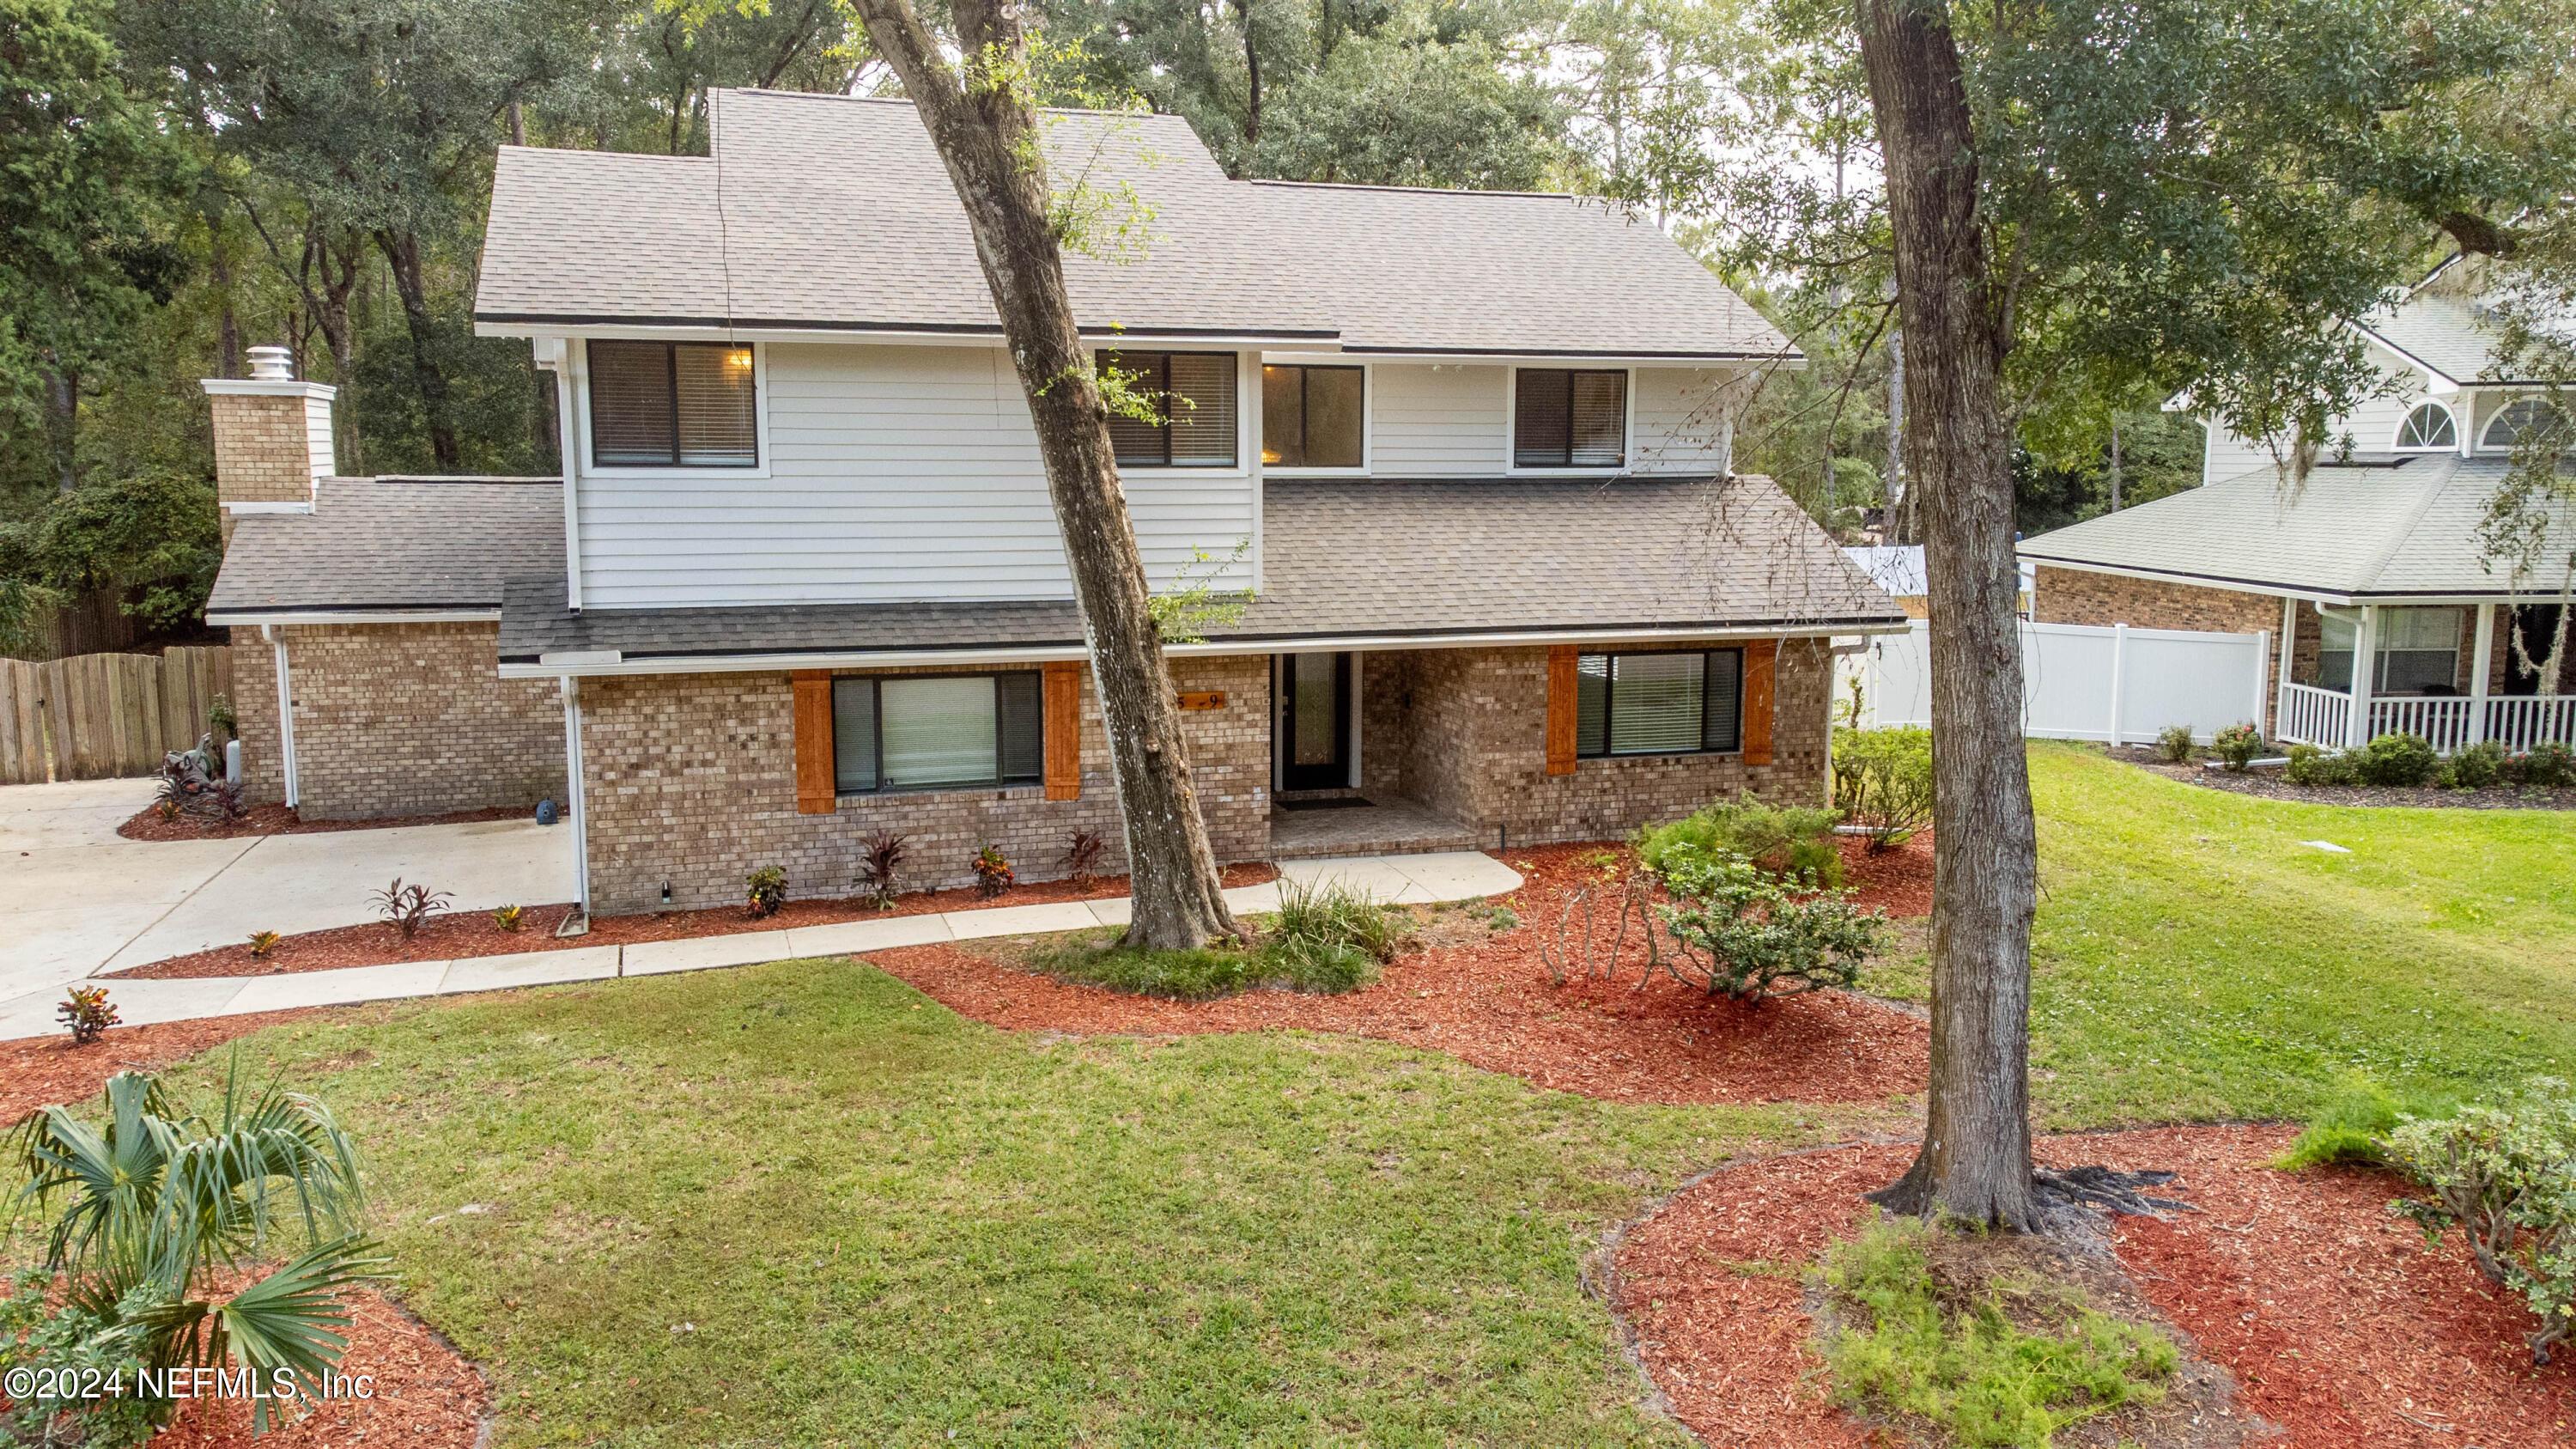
0, 777, 575, 1008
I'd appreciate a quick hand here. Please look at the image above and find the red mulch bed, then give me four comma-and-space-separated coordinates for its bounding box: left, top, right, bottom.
106, 861, 1279, 981
148, 1288, 489, 1449
1835, 831, 1931, 919
118, 802, 532, 842
1613, 1125, 2576, 1448
2, 1013, 325, 1123
863, 841, 1933, 1107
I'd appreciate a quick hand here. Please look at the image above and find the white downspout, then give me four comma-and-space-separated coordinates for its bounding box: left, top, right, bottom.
261, 624, 299, 807
2469, 602, 2495, 747
2347, 605, 2378, 748
561, 675, 591, 917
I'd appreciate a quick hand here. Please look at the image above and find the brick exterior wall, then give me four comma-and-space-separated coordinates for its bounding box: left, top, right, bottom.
2034, 566, 2290, 734
578, 655, 1269, 915
228, 623, 565, 819
1363, 638, 1832, 846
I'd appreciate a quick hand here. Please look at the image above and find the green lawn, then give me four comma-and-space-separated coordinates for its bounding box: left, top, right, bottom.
2003, 745, 2576, 1127
168, 961, 1874, 1447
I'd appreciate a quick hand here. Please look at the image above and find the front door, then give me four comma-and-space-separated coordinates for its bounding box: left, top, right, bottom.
1280, 651, 1351, 791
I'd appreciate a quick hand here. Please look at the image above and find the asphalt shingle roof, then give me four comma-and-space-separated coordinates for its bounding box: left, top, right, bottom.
476, 89, 1791, 360
2017, 455, 2576, 600
492, 476, 1898, 662
207, 478, 565, 617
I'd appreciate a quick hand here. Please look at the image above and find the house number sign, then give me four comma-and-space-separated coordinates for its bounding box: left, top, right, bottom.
1176, 691, 1227, 710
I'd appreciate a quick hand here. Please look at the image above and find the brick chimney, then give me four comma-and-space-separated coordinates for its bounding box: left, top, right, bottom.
203, 345, 337, 543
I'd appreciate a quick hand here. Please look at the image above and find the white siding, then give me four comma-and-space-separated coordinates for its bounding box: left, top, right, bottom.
1369, 363, 1507, 475
302, 394, 337, 480
1630, 368, 1732, 474
574, 342, 1255, 609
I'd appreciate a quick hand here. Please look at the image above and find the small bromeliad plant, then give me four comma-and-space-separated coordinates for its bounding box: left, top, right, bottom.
854, 830, 908, 910
1, 1064, 384, 1445
971, 844, 1016, 898
491, 904, 527, 933
370, 877, 453, 940
746, 865, 788, 918
58, 985, 118, 1044
2211, 721, 2263, 772
248, 929, 283, 959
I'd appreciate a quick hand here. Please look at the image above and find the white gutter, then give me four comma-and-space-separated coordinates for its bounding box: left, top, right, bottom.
259, 624, 299, 808
496, 620, 1913, 679
210, 609, 500, 626
479, 320, 1346, 350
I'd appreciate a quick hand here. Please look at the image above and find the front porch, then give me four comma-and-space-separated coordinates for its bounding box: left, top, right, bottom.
1269, 793, 1483, 860
2275, 599, 2576, 752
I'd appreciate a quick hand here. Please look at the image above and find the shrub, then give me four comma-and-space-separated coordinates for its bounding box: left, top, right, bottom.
2512, 740, 2576, 788
2154, 724, 2195, 764
248, 929, 283, 958
0, 1273, 163, 1449
2355, 732, 2439, 787
1650, 843, 1885, 1002
371, 877, 453, 938
971, 844, 1015, 898
1640, 793, 1843, 886
854, 831, 908, 909
745, 865, 787, 918
2445, 739, 2507, 789
1060, 829, 1108, 886
1814, 1216, 2178, 1447
491, 904, 526, 933
1832, 727, 1934, 853
57, 984, 118, 1044
208, 692, 238, 741
2211, 721, 2263, 772
2385, 1079, 2576, 1362
2274, 1072, 2438, 1169
3, 1067, 382, 1438
2282, 743, 2355, 786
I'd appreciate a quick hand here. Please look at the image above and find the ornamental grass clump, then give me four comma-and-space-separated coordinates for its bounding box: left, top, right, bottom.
1029, 882, 1400, 1000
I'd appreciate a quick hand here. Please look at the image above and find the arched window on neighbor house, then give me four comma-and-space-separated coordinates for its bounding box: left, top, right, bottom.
2481, 397, 2555, 451
2394, 401, 2458, 452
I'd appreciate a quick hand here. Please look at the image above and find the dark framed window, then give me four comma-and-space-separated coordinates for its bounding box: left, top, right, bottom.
1101, 350, 1238, 467
1575, 649, 1742, 757
832, 673, 1043, 794
588, 340, 758, 467
1514, 368, 1627, 468
1261, 364, 1364, 468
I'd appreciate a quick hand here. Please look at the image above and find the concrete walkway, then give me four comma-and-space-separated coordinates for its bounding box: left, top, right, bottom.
0, 777, 578, 1008
0, 850, 1522, 1041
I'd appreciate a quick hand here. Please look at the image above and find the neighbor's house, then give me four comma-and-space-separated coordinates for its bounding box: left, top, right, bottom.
2020, 254, 2575, 753
203, 88, 1905, 916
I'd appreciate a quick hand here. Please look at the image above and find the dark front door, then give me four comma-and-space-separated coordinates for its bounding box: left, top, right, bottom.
1280, 651, 1351, 791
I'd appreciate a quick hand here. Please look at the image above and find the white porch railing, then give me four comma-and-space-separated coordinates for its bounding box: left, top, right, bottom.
2277, 683, 2576, 753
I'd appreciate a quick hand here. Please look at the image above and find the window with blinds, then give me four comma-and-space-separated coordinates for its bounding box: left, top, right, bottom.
831, 673, 1044, 794
1575, 649, 1743, 757
588, 340, 757, 467
1100, 350, 1238, 467
1514, 368, 1627, 468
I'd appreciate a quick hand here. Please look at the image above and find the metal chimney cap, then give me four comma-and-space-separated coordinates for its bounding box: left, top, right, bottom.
246, 345, 295, 381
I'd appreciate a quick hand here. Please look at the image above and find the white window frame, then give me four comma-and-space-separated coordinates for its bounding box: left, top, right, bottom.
1257, 360, 1373, 476
2390, 399, 2459, 454
573, 338, 774, 481
1088, 347, 1253, 478
1504, 365, 1637, 476
2477, 395, 2552, 454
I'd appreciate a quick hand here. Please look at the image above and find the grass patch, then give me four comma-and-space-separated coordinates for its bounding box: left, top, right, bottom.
1885, 745, 2576, 1127
2273, 1070, 2458, 1169
1816, 1216, 2177, 1448
100, 962, 1887, 1446
1032, 881, 1403, 1000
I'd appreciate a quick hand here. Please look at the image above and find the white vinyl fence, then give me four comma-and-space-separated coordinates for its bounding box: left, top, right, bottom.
1843, 620, 2273, 744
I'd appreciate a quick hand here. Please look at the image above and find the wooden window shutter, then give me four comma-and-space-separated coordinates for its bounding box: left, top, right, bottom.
792, 670, 835, 813
1042, 661, 1082, 800
1741, 641, 1778, 765
1545, 645, 1580, 776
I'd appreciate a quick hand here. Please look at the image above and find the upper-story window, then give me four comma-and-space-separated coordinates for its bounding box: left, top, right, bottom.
1514, 368, 1627, 469
588, 340, 757, 468
2393, 401, 2458, 452
1261, 364, 1364, 468
2481, 397, 2557, 451
1101, 350, 1237, 467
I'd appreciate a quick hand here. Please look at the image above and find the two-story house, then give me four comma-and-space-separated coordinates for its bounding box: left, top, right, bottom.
2020, 253, 2575, 754
203, 88, 1903, 916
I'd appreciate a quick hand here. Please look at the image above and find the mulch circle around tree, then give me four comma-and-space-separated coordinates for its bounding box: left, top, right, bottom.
103, 862, 1280, 981
1613, 1124, 2576, 1448
2114, 749, 2576, 811
116, 802, 537, 842
863, 840, 1935, 1108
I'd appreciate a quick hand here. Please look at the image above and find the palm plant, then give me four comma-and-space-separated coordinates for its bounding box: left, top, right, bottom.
5, 1062, 384, 1435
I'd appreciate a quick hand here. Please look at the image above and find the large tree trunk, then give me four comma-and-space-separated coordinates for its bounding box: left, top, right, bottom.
374, 228, 461, 469
848, 0, 1240, 951
1855, 0, 2039, 1229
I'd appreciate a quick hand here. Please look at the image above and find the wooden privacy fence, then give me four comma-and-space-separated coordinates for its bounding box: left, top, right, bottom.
0, 647, 234, 784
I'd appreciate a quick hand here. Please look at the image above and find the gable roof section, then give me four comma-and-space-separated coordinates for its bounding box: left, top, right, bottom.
207, 478, 565, 618
494, 475, 1899, 666
477, 89, 1791, 361
2017, 456, 2575, 600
